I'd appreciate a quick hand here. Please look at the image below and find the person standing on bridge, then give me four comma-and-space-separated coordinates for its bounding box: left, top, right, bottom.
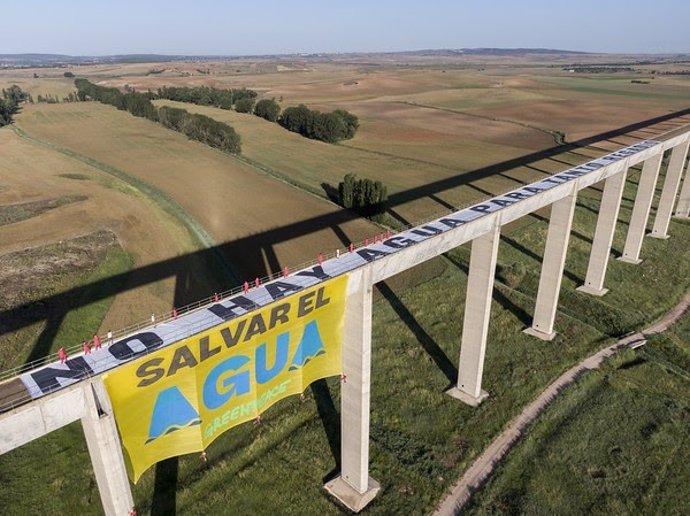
83, 341, 91, 355
93, 334, 102, 350
58, 347, 67, 363
107, 330, 113, 346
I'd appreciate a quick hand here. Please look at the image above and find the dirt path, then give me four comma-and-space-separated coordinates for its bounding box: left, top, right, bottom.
433, 289, 690, 516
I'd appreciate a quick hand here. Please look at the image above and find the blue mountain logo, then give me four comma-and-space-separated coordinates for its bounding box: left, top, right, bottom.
146, 386, 201, 444
289, 321, 326, 371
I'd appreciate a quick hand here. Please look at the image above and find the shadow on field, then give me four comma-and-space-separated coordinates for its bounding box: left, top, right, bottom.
150, 265, 211, 513
152, 458, 178, 516
376, 281, 458, 386
310, 378, 341, 478
3, 107, 689, 368
443, 254, 533, 328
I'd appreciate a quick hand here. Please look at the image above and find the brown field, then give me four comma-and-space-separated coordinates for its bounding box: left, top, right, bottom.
0, 128, 215, 330
13, 102, 379, 280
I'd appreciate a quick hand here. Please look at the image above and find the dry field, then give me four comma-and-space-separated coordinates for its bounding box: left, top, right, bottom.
14, 102, 378, 280
0, 128, 215, 329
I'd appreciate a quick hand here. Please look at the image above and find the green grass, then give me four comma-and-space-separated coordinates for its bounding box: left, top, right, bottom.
0, 240, 132, 516
537, 76, 690, 103
467, 311, 690, 515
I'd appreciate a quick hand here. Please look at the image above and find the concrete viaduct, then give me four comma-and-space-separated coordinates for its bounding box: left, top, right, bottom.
0, 128, 689, 514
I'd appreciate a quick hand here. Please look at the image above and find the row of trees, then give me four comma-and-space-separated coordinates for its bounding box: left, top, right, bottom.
153, 85, 358, 144
74, 79, 241, 154
279, 104, 359, 143
154, 86, 358, 144
338, 173, 388, 220
158, 106, 241, 154
0, 85, 28, 126
36, 92, 81, 103
156, 86, 257, 111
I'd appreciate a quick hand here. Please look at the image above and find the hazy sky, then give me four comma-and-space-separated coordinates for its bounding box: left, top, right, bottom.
2, 0, 689, 55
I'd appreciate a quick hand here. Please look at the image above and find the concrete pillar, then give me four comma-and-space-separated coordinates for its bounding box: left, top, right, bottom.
447, 219, 501, 406
524, 189, 577, 340
577, 169, 628, 296
650, 141, 690, 238
675, 152, 690, 218
618, 153, 663, 264
81, 380, 134, 516
324, 266, 380, 512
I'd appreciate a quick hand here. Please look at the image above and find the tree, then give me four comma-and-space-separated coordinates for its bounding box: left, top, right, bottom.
279, 104, 312, 135
63, 71, 75, 78
0, 85, 28, 127
337, 174, 387, 220
338, 173, 356, 209
155, 85, 257, 111
234, 97, 255, 113
254, 98, 281, 122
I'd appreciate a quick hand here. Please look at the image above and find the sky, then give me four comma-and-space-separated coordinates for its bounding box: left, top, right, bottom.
2, 0, 689, 56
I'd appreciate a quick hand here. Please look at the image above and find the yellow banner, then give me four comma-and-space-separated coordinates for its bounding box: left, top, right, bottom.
104, 275, 347, 482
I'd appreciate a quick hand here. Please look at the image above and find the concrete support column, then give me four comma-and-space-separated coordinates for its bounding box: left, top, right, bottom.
618, 153, 663, 264
81, 380, 134, 516
675, 153, 690, 218
324, 266, 379, 512
650, 141, 690, 238
524, 189, 577, 340
577, 169, 628, 296
447, 219, 501, 406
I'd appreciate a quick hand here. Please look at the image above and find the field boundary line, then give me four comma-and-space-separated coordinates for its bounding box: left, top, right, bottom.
433, 289, 690, 516
338, 141, 463, 171
234, 153, 343, 207
10, 125, 240, 284
399, 101, 567, 146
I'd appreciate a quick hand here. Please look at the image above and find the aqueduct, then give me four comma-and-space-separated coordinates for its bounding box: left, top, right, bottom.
0, 126, 689, 514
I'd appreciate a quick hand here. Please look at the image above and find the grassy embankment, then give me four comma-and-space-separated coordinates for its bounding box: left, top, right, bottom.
0, 232, 132, 515
467, 307, 690, 515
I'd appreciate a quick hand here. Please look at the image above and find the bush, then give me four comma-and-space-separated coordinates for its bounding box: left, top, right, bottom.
279, 104, 358, 143
502, 262, 527, 288
63, 71, 75, 78
254, 99, 281, 122
234, 98, 255, 114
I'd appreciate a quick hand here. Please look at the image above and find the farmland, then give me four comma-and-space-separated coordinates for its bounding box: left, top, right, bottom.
0, 51, 690, 514
13, 102, 378, 280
